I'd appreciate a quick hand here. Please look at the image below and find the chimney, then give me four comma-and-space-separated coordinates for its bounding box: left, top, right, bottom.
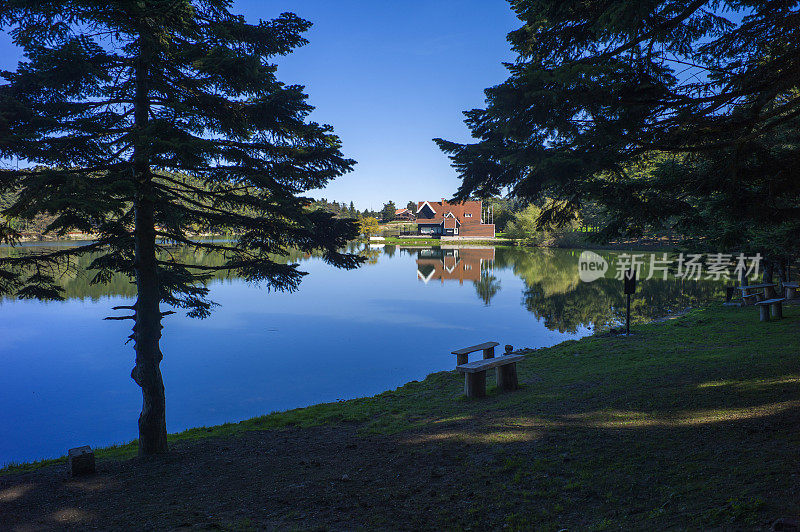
441, 198, 446, 204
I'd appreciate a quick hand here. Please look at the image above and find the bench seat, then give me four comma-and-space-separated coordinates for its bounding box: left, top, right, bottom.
456, 354, 524, 398
451, 341, 499, 366
457, 355, 525, 373
755, 298, 786, 321
738, 283, 778, 290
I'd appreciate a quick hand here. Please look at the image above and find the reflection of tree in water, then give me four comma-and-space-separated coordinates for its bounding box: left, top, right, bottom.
493, 247, 725, 333
359, 247, 382, 265
474, 273, 501, 306
3, 243, 727, 332
0, 244, 323, 302
522, 278, 723, 333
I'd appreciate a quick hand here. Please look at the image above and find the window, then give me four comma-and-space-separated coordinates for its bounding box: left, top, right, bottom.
464, 213, 472, 218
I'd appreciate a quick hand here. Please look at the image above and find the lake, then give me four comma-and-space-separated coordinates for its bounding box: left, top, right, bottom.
0, 244, 724, 465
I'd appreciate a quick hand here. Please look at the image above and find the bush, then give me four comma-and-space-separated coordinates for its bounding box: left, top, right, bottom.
505, 204, 584, 247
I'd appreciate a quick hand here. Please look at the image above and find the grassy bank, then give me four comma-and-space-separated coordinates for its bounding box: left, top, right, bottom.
3, 304, 800, 529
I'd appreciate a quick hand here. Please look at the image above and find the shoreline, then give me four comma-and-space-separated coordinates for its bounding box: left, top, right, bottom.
8, 234, 677, 252
2, 303, 797, 529
0, 302, 752, 474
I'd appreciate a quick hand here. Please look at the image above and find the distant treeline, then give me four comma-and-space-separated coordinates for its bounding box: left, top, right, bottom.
308, 199, 370, 219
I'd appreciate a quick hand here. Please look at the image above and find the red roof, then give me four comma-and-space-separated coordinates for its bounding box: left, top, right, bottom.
416, 199, 482, 226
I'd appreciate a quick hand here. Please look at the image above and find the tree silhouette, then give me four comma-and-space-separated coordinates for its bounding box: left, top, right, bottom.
0, 1, 361, 454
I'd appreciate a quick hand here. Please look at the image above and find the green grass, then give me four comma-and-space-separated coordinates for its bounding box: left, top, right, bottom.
4, 304, 799, 528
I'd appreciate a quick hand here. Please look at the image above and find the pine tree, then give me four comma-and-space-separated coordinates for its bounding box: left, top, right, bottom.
0, 1, 362, 455
434, 1, 800, 255
380, 201, 396, 222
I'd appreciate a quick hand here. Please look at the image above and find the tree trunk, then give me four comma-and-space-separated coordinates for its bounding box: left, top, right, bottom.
131, 192, 167, 455
779, 258, 789, 283
130, 33, 168, 456
763, 260, 776, 299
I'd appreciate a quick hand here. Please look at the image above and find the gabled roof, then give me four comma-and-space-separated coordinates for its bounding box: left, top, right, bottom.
417, 201, 437, 214
416, 199, 483, 224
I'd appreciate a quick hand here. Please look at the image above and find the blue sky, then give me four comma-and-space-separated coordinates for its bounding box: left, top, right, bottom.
239, 1, 520, 210
0, 1, 519, 210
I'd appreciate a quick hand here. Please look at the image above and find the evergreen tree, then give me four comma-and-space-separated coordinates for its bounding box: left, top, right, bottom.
380, 201, 396, 222
0, 1, 361, 455
406, 201, 416, 214
434, 1, 800, 257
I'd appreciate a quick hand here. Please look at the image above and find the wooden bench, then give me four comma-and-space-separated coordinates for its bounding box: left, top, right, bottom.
451, 341, 499, 366
783, 282, 798, 300
737, 284, 776, 305
755, 298, 786, 321
457, 355, 524, 398
742, 291, 765, 305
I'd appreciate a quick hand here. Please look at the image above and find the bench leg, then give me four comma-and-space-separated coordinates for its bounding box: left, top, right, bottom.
771, 302, 783, 320
497, 363, 518, 392
787, 287, 797, 300
465, 371, 486, 398
457, 354, 468, 366
482, 346, 495, 359
759, 305, 770, 322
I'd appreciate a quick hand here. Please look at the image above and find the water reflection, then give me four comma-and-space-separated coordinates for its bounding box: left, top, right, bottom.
0, 242, 363, 302
1, 243, 726, 333
0, 242, 726, 464
401, 246, 725, 333
412, 247, 495, 285
404, 246, 501, 306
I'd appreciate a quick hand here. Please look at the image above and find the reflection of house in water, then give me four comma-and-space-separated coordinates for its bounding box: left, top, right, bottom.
413, 247, 495, 284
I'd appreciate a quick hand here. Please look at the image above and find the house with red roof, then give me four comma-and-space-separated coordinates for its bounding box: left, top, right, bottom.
415, 199, 494, 238
394, 208, 415, 221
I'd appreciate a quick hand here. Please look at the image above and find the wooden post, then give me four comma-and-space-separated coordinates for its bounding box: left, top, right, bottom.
771, 302, 783, 320
465, 371, 486, 398
482, 346, 495, 359
456, 353, 468, 366
497, 364, 518, 391
68, 446, 96, 477
759, 305, 770, 322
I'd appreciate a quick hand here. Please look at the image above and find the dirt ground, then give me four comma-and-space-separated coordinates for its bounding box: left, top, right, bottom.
4, 305, 800, 530
0, 421, 521, 531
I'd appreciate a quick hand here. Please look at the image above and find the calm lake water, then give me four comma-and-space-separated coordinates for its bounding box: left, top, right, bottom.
0, 244, 724, 465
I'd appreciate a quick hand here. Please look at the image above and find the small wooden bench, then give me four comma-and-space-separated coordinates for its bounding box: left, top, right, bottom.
755, 298, 786, 321
742, 291, 765, 304
451, 341, 499, 366
457, 355, 524, 398
738, 284, 777, 305
783, 282, 798, 300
